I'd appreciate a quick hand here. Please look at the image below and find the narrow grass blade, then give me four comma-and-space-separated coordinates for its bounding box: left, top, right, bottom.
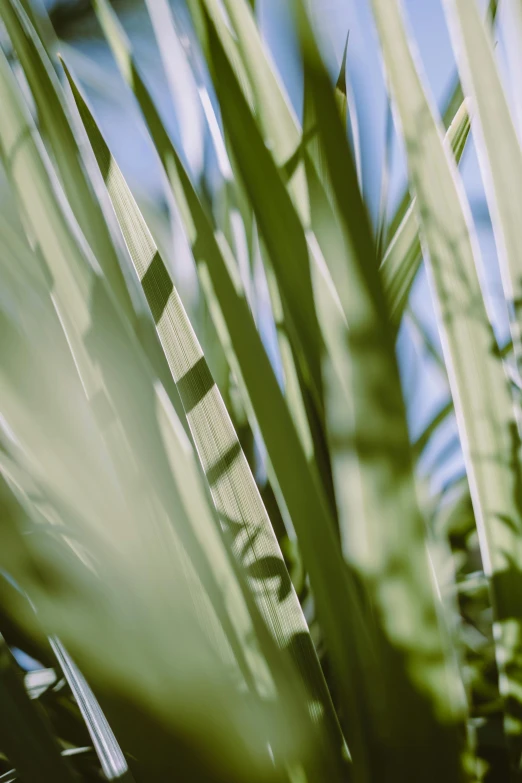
444, 0, 522, 392
49, 638, 132, 781
413, 399, 454, 458
0, 0, 135, 320
334, 33, 349, 128
384, 0, 497, 246
0, 635, 76, 783
172, 8, 320, 479
194, 0, 301, 175
217, 0, 303, 181
380, 98, 470, 326
0, 453, 305, 783
261, 254, 317, 467
0, 39, 270, 748
0, 40, 192, 550
370, 0, 522, 765
183, 0, 254, 110
301, 38, 350, 228
61, 60, 350, 777
184, 11, 324, 409
375, 101, 392, 261
187, 0, 354, 433
210, 0, 340, 348
1, 0, 185, 418
299, 8, 466, 780
143, 0, 203, 174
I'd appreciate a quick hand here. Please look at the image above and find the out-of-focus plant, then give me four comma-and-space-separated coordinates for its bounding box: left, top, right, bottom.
0, 0, 519, 781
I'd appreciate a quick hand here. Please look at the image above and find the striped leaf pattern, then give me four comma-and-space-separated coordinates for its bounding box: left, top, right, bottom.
62, 63, 347, 774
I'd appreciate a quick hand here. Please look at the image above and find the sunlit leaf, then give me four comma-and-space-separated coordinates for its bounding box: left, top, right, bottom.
371, 0, 522, 765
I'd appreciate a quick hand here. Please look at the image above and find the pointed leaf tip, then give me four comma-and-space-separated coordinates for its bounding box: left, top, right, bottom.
335, 31, 349, 95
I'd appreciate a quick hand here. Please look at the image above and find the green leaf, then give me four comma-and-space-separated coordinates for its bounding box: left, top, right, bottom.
194, 0, 304, 211
217, 0, 302, 171
49, 638, 133, 781
299, 7, 466, 780
183, 0, 255, 110
412, 400, 453, 458
380, 99, 470, 326
61, 55, 349, 778
444, 0, 522, 396
0, 0, 134, 319
187, 0, 334, 419
0, 38, 194, 563
190, 4, 324, 410
0, 634, 76, 783
0, 0, 184, 418
0, 40, 302, 780
197, 0, 340, 507
334, 32, 349, 129
143, 0, 203, 174
0, 458, 301, 783
384, 0, 497, 247
370, 0, 522, 763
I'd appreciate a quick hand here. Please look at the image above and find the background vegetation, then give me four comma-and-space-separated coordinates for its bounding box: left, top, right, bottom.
0, 0, 520, 781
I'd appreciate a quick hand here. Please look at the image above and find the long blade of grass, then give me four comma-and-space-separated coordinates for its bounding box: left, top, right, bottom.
0, 0, 186, 421
183, 0, 254, 110
0, 188, 276, 724
443, 0, 522, 396
0, 38, 200, 580
206, 3, 470, 777
0, 0, 135, 320
370, 0, 522, 765
49, 638, 132, 782
194, 0, 300, 165
375, 100, 393, 261
380, 98, 470, 326
61, 47, 302, 654
218, 0, 303, 180
98, 0, 326, 419
0, 634, 76, 783
145, 0, 326, 500
61, 58, 349, 777
0, 448, 303, 783
297, 7, 467, 781
384, 0, 497, 247
0, 37, 282, 761
334, 32, 349, 128
185, 0, 334, 415
143, 0, 203, 174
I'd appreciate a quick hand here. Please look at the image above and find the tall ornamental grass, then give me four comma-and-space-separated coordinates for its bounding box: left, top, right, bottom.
0, 0, 520, 781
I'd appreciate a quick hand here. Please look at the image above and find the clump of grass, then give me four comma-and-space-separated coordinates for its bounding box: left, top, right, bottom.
0, 0, 519, 781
